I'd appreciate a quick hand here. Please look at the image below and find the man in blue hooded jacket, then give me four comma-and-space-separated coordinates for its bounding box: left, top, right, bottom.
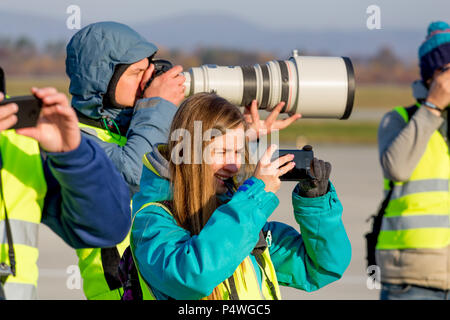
66, 21, 185, 195
65, 21, 185, 299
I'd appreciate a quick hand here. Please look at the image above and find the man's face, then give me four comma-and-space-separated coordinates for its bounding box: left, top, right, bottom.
115, 58, 150, 107
426, 62, 450, 87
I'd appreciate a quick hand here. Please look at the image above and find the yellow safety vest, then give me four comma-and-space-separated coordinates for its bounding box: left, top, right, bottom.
377, 105, 450, 250
131, 157, 282, 300
0, 130, 47, 299
76, 123, 130, 300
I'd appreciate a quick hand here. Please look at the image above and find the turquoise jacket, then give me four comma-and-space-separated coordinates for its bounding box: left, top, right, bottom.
131, 151, 352, 300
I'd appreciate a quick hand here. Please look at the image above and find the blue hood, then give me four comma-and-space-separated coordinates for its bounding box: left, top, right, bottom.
66, 21, 158, 123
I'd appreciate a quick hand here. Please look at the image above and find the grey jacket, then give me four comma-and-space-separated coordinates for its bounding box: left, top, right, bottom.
376, 105, 450, 290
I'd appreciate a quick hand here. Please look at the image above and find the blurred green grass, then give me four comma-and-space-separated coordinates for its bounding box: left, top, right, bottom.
6, 76, 413, 109
278, 121, 378, 145
354, 84, 414, 108
7, 77, 409, 145
6, 77, 70, 96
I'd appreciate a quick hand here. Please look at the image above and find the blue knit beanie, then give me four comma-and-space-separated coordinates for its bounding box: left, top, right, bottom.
419, 21, 450, 82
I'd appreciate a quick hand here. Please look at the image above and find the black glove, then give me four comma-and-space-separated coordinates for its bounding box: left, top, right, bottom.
297, 157, 332, 198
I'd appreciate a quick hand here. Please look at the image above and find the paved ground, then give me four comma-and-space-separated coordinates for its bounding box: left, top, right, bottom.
36, 143, 384, 300
349, 108, 387, 122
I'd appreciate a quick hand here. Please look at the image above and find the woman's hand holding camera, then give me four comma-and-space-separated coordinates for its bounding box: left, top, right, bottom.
253, 144, 295, 194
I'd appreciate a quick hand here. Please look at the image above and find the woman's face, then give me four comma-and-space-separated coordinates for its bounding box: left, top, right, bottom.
208, 125, 246, 195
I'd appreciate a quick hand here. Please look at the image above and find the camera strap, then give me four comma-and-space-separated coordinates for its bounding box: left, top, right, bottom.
75, 109, 128, 137
0, 150, 16, 277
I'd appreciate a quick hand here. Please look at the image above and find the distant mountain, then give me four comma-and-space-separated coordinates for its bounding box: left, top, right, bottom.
0, 10, 424, 60
134, 13, 423, 60
0, 10, 74, 43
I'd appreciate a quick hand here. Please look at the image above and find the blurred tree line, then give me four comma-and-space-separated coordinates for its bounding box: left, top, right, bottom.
0, 36, 420, 84
0, 36, 66, 76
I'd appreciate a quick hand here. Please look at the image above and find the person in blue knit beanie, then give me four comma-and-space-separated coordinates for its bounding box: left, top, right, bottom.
374, 21, 450, 300
419, 21, 450, 85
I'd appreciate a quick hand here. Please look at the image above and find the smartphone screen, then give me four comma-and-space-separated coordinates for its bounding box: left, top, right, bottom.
272, 149, 314, 181
0, 95, 42, 129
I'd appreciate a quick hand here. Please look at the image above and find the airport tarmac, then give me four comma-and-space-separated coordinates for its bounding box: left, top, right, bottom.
36, 143, 384, 300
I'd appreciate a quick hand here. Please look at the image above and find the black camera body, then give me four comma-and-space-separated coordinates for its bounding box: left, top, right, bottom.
0, 67, 42, 129
143, 59, 173, 92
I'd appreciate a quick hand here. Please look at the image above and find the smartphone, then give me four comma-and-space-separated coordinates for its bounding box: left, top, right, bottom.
0, 95, 42, 129
272, 147, 314, 181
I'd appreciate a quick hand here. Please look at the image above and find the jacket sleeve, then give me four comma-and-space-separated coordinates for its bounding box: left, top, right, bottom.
263, 182, 351, 292
41, 136, 131, 249
82, 97, 177, 194
131, 177, 279, 300
378, 107, 443, 181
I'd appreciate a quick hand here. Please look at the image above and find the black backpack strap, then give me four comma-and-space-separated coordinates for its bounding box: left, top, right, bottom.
101, 247, 123, 291
223, 275, 239, 300
405, 104, 419, 121
365, 180, 394, 267
253, 252, 278, 300
250, 230, 278, 300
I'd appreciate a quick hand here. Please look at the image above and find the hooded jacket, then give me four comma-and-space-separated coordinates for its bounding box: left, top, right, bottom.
131, 145, 352, 300
66, 22, 178, 194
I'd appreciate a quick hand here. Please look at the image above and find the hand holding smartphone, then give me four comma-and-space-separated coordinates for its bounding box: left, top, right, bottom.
0, 95, 42, 130
271, 145, 314, 181
0, 66, 42, 130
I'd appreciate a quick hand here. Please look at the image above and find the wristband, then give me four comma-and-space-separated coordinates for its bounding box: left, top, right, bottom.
423, 101, 442, 113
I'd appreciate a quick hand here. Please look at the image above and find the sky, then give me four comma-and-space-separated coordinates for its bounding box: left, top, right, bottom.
1, 0, 449, 32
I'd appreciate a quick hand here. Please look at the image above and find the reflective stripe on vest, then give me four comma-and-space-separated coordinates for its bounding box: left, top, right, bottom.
131, 202, 281, 300
3, 282, 37, 300
0, 130, 46, 299
376, 106, 450, 250
75, 123, 129, 300
387, 179, 448, 200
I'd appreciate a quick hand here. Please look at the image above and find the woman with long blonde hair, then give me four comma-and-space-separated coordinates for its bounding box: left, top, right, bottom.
130, 93, 351, 300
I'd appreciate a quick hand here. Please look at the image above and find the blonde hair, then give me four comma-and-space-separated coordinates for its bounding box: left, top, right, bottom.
167, 93, 253, 299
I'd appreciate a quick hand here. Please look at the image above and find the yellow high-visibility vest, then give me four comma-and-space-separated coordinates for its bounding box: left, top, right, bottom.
0, 130, 47, 299
377, 106, 450, 250
76, 123, 130, 300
